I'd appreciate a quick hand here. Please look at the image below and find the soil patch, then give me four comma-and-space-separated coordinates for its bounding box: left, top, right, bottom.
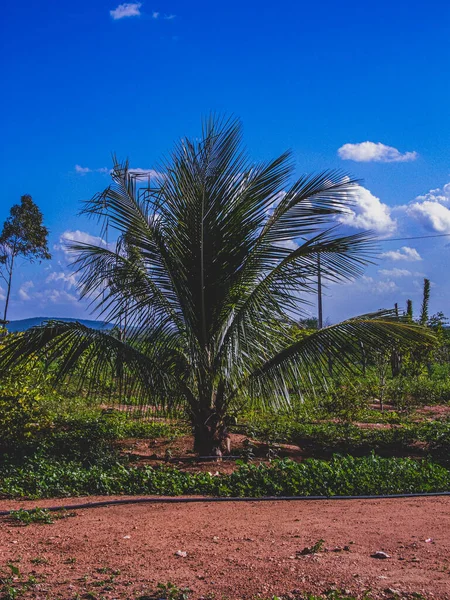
119, 433, 304, 473
0, 496, 449, 599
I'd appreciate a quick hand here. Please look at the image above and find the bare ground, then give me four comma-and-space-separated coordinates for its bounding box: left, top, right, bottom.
0, 496, 449, 599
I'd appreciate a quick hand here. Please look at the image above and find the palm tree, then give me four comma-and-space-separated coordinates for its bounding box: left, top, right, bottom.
0, 117, 432, 454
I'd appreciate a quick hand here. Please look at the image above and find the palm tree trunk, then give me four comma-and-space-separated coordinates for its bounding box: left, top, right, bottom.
192, 411, 224, 456
192, 384, 227, 456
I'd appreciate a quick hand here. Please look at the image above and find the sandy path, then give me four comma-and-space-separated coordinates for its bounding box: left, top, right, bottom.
0, 496, 449, 599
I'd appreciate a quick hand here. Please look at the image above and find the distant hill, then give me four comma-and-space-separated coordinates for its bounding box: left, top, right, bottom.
6, 317, 113, 332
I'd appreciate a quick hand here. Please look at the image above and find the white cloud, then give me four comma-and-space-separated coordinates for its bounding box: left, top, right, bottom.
18, 281, 34, 301
407, 201, 450, 234
60, 230, 108, 247
46, 271, 78, 289
164, 14, 176, 19
361, 276, 398, 294
75, 165, 164, 181
152, 11, 159, 18
337, 184, 397, 235
128, 168, 162, 180
75, 165, 91, 174
54, 230, 111, 257
277, 239, 298, 250
0, 286, 5, 301
405, 183, 450, 234
414, 182, 450, 205
338, 141, 418, 163
110, 2, 142, 20
380, 246, 422, 262
377, 268, 424, 278
75, 165, 109, 175
35, 289, 78, 304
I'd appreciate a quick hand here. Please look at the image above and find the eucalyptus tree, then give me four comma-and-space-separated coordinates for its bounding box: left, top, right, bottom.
0, 118, 431, 454
0, 195, 51, 323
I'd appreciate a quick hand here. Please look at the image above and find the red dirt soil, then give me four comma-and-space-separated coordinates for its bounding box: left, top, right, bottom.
0, 496, 449, 599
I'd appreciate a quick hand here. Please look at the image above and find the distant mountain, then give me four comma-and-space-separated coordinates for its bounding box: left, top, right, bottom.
6, 317, 113, 332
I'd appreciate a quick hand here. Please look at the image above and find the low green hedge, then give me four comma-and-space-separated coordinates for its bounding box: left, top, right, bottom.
0, 455, 448, 499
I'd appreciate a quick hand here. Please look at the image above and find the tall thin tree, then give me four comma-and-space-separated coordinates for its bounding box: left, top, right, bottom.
406, 299, 413, 322
420, 278, 431, 326
0, 196, 51, 323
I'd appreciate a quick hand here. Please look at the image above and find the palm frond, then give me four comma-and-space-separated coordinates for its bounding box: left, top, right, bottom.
241, 312, 435, 410
0, 321, 186, 411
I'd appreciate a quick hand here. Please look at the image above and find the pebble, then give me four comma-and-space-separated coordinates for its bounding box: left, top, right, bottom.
385, 588, 402, 596
371, 551, 391, 559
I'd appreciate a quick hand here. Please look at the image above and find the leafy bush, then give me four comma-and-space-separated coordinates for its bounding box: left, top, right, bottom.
0, 382, 183, 465
0, 340, 57, 451
317, 381, 370, 423
386, 376, 450, 409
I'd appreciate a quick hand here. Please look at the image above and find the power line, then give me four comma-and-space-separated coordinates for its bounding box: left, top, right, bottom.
377, 233, 450, 242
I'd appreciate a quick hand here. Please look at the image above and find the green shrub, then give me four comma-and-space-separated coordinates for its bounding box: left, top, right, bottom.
386, 376, 450, 410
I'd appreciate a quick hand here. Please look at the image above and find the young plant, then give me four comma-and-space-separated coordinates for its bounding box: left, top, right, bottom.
297, 539, 325, 555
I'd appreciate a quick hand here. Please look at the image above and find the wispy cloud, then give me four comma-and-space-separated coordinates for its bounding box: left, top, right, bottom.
338, 141, 418, 163
18, 281, 34, 301
357, 276, 399, 294
46, 271, 78, 289
164, 14, 176, 19
54, 230, 112, 258
378, 268, 424, 278
75, 165, 109, 175
34, 289, 78, 304
74, 165, 163, 180
380, 246, 422, 262
110, 2, 142, 20
128, 168, 162, 180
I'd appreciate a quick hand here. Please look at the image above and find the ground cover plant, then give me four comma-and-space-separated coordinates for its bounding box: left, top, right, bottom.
8, 507, 76, 525
0, 454, 448, 498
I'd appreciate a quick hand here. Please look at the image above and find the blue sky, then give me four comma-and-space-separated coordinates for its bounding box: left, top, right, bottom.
1, 0, 450, 323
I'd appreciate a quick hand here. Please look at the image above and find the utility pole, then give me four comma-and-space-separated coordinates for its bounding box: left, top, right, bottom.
317, 252, 323, 329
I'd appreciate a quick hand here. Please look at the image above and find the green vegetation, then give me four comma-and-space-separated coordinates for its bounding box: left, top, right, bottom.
0, 563, 39, 600
8, 507, 76, 525
0, 317, 449, 499
242, 416, 450, 463
0, 117, 433, 455
0, 455, 448, 499
0, 121, 448, 508
139, 582, 191, 600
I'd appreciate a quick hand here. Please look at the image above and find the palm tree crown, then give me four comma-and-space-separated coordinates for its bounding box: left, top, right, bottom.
0, 117, 431, 454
